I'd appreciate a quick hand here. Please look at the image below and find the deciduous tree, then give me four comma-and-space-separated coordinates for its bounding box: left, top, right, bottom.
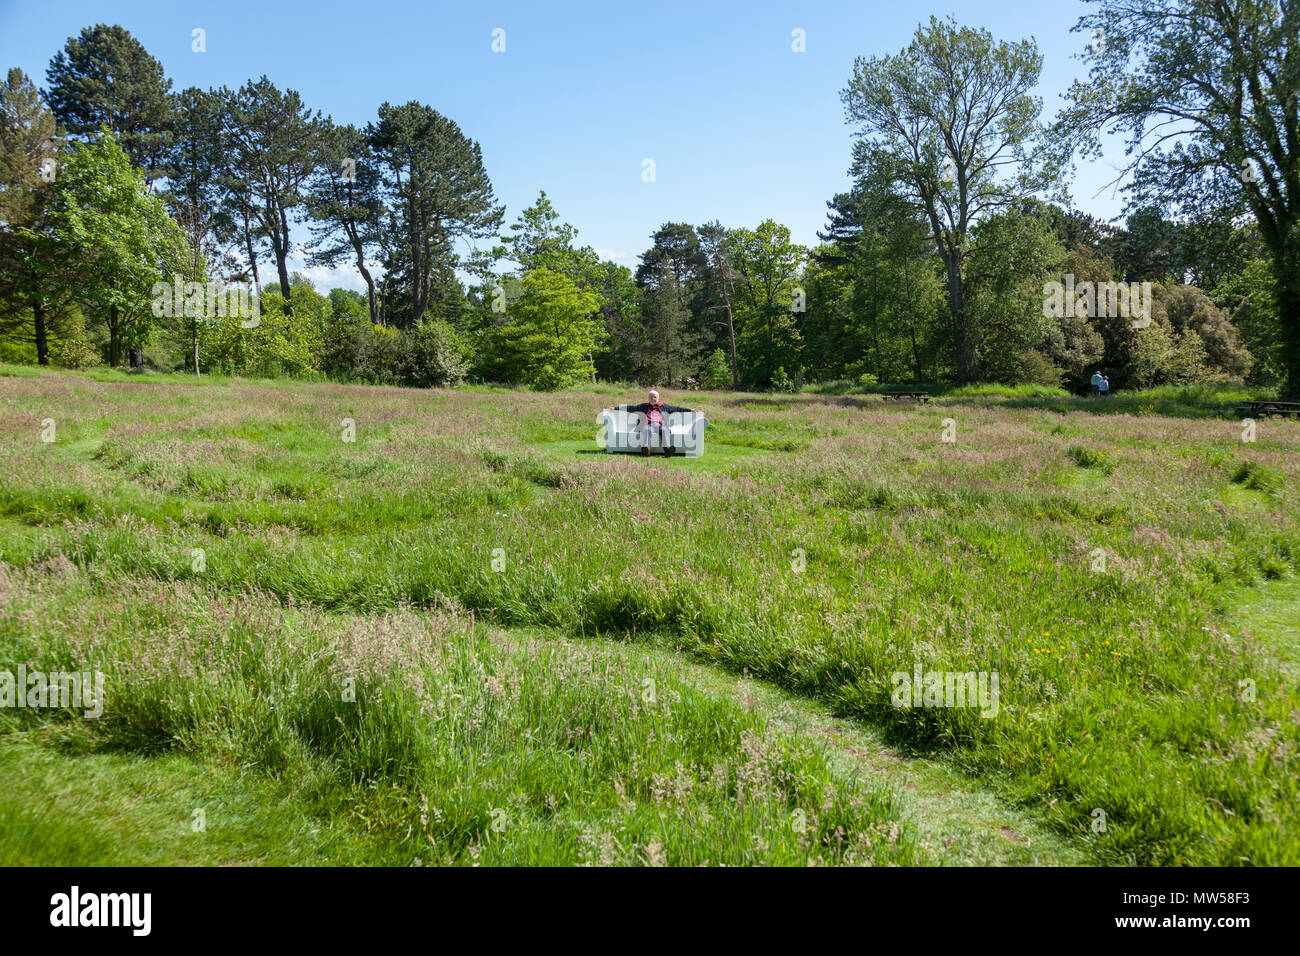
842, 16, 1061, 383
46, 129, 187, 366
1062, 0, 1300, 394
0, 68, 72, 365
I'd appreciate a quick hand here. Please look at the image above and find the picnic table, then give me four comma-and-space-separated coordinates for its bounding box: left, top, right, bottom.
1234, 399, 1300, 419
880, 391, 930, 403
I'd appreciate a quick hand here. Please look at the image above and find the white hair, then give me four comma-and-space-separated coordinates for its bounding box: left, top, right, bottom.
648, 389, 660, 401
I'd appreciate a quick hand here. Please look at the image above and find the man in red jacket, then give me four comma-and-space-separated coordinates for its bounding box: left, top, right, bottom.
614, 388, 694, 456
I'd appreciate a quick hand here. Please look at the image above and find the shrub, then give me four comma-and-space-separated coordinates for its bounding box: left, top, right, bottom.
1100, 283, 1253, 390
1011, 349, 1065, 388
320, 306, 391, 383
770, 366, 796, 393
49, 335, 101, 370
401, 320, 471, 388
200, 292, 321, 377
370, 325, 407, 384
1155, 284, 1252, 382
701, 349, 731, 389
529, 364, 565, 392
1124, 323, 1176, 390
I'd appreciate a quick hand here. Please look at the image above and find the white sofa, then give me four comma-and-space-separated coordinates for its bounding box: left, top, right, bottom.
599, 408, 708, 458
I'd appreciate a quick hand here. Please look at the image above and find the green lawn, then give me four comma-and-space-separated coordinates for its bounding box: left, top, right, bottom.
1232, 577, 1300, 681
534, 438, 769, 473
1, 366, 1297, 865
0, 737, 385, 865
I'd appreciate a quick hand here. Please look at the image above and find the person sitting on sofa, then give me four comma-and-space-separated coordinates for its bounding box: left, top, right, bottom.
613, 389, 695, 456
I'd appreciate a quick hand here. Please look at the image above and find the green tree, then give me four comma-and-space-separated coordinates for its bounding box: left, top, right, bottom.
730, 219, 806, 387
201, 288, 320, 377
492, 268, 604, 389
1108, 208, 1180, 284
800, 250, 855, 381
306, 121, 384, 324
842, 16, 1061, 383
587, 259, 642, 383
700, 348, 731, 389
638, 260, 696, 385
370, 101, 503, 327
1044, 245, 1108, 389
1175, 215, 1265, 293
810, 184, 948, 384
490, 193, 638, 382
165, 87, 234, 374
636, 223, 705, 294
319, 288, 379, 381
495, 193, 611, 295
0, 68, 73, 366
45, 128, 187, 366
636, 222, 712, 371
497, 190, 580, 274
188, 85, 267, 297
1215, 257, 1284, 385
1041, 205, 1119, 252
698, 221, 741, 388
1062, 0, 1300, 395
1150, 283, 1252, 382
964, 207, 1064, 384
44, 24, 173, 182
215, 78, 324, 315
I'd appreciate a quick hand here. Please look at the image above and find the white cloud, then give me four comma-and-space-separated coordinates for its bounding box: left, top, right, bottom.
284, 259, 385, 293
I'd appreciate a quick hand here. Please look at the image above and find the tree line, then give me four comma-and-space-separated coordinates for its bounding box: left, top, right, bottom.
2, 4, 1296, 395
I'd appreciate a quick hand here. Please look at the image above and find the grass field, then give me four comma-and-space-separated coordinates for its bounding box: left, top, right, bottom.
1, 365, 1297, 865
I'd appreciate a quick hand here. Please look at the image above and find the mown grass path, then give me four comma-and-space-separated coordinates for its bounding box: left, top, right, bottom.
526, 630, 1084, 865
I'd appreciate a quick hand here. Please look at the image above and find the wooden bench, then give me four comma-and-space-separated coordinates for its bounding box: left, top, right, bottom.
1234, 400, 1300, 419
880, 391, 930, 403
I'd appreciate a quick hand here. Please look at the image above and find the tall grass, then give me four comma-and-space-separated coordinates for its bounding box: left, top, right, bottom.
1, 368, 1298, 863
0, 565, 920, 865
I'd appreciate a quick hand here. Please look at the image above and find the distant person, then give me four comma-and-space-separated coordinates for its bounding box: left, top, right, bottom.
1101, 375, 1110, 398
612, 388, 694, 456
1090, 371, 1104, 397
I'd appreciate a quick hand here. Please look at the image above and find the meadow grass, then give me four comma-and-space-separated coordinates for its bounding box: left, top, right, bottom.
1, 368, 1298, 864
0, 563, 921, 866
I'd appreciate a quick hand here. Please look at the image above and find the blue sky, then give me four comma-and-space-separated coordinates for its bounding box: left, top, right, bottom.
0, 0, 1131, 291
